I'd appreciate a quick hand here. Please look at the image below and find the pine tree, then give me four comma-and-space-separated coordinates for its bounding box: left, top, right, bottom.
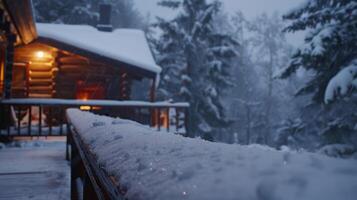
247, 12, 294, 145
110, 0, 147, 29
33, 0, 98, 25
155, 0, 239, 140
282, 0, 357, 154
211, 11, 264, 144
281, 0, 357, 102
33, 0, 147, 29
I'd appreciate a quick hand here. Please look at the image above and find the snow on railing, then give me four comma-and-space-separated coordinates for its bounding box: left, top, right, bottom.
0, 98, 189, 137
67, 109, 357, 200
0, 98, 189, 107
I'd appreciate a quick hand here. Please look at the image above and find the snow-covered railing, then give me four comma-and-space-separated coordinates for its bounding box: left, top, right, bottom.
67, 109, 357, 200
67, 116, 124, 200
0, 98, 189, 137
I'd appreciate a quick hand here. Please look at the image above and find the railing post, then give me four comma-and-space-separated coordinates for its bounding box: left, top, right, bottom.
83, 172, 97, 200
60, 107, 64, 135
70, 133, 80, 200
166, 107, 170, 132
150, 107, 154, 128
175, 108, 179, 133
7, 105, 10, 136
0, 104, 5, 130
66, 123, 71, 161
38, 105, 42, 137
185, 108, 189, 137
28, 105, 32, 136
49, 107, 52, 136
157, 108, 161, 131
17, 106, 21, 135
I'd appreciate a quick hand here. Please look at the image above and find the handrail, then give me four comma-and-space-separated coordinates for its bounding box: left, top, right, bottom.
68, 122, 125, 200
0, 98, 190, 108
0, 98, 190, 137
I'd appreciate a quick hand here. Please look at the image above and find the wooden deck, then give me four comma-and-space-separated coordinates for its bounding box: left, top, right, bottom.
0, 141, 69, 200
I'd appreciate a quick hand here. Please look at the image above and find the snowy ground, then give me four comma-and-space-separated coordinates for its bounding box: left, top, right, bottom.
0, 140, 69, 200
67, 109, 357, 200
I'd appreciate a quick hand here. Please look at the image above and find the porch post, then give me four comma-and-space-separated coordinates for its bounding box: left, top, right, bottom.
0, 9, 4, 95
150, 77, 156, 102
150, 78, 156, 127
2, 18, 16, 99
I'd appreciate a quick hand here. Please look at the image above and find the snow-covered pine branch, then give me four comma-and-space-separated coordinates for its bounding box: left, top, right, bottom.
324, 60, 357, 103
281, 0, 357, 103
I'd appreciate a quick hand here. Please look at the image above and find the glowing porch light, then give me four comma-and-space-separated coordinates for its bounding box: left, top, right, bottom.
80, 106, 91, 111
35, 51, 45, 59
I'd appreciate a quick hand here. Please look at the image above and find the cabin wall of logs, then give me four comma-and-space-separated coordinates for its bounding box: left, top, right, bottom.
13, 43, 57, 98
56, 54, 133, 100
9, 42, 135, 101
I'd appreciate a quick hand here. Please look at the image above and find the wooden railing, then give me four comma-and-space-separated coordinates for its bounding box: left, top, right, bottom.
68, 121, 125, 200
0, 98, 190, 137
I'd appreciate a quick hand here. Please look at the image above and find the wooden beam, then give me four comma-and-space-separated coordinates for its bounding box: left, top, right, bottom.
150, 78, 156, 102
3, 33, 16, 98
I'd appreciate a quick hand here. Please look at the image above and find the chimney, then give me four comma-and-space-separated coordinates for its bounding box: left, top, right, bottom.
97, 4, 113, 32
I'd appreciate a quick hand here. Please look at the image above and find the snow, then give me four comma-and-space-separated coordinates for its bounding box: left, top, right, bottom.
298, 25, 335, 57
324, 60, 357, 103
0, 98, 189, 108
67, 109, 357, 200
36, 23, 161, 74
0, 140, 69, 200
285, 0, 311, 16
319, 144, 356, 158
0, 126, 65, 136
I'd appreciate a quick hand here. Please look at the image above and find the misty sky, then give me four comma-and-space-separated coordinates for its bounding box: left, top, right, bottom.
134, 0, 304, 19
134, 0, 306, 46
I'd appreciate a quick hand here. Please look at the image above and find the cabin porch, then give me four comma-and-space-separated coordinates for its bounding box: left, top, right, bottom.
0, 97, 189, 200
0, 98, 189, 138
0, 139, 69, 200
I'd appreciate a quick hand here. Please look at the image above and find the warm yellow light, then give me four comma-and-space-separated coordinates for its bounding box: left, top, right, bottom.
80, 106, 91, 111
36, 51, 45, 58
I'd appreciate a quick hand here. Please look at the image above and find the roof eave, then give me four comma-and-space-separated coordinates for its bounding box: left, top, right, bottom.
3, 0, 37, 44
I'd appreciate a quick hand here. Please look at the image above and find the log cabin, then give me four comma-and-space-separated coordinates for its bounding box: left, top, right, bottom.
0, 1, 189, 199
0, 1, 190, 199
0, 0, 189, 136
1, 1, 160, 101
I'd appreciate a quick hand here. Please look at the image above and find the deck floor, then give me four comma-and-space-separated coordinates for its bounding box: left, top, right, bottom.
0, 141, 69, 200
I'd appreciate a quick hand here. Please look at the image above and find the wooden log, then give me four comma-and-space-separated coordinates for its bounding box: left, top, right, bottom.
29, 65, 55, 72
29, 71, 54, 78
29, 78, 54, 86
59, 56, 89, 65
59, 56, 105, 66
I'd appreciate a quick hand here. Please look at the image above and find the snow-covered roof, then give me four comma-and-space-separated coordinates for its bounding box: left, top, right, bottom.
36, 23, 161, 74
67, 109, 357, 200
